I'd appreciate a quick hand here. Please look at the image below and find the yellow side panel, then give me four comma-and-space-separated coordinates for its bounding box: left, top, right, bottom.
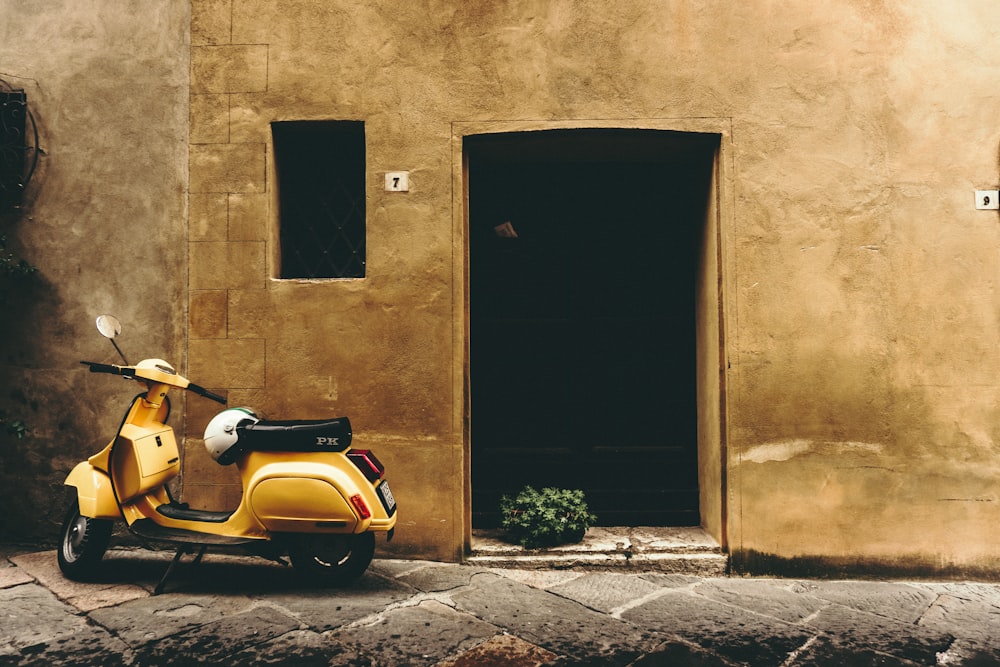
250, 477, 358, 533
112, 429, 180, 503
64, 463, 119, 519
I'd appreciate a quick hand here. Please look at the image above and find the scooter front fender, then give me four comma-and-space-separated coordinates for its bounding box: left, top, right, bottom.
65, 462, 119, 519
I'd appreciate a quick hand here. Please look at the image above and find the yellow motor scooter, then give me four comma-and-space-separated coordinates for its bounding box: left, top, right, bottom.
59, 316, 396, 593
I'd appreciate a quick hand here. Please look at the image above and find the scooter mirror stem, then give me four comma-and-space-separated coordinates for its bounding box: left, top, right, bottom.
109, 339, 129, 366
95, 315, 129, 366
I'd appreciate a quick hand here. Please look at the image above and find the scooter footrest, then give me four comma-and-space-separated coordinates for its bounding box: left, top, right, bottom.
156, 502, 233, 523
130, 519, 259, 546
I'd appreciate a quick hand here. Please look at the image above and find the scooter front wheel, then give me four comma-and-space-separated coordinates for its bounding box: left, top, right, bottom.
287, 532, 375, 587
57, 499, 113, 581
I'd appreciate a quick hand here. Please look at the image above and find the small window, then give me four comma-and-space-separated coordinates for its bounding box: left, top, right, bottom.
272, 121, 365, 279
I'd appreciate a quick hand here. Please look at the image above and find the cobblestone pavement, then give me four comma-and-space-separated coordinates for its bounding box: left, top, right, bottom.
2, 545, 999, 666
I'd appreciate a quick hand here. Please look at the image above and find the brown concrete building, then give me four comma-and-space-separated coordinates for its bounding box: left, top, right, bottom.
3, 1, 1000, 576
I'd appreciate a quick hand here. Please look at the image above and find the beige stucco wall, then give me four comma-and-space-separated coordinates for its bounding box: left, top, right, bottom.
4, 0, 996, 576
725, 3, 1000, 575
183, 0, 1000, 572
0, 1, 190, 540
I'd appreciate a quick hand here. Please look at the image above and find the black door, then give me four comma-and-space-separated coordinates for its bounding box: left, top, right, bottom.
469, 129, 716, 527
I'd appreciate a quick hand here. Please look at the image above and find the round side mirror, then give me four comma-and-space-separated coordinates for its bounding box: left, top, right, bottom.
95, 315, 122, 339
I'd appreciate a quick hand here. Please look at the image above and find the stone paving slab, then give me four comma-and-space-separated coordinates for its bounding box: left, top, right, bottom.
10, 625, 133, 667
927, 581, 1000, 606
935, 639, 1000, 666
918, 590, 1000, 652
451, 572, 662, 666
628, 639, 737, 666
546, 571, 666, 614
0, 583, 95, 651
227, 628, 365, 667
433, 633, 559, 667
331, 599, 501, 667
260, 575, 418, 633
88, 592, 255, 645
3, 547, 1000, 666
789, 635, 921, 667
802, 602, 953, 664
0, 583, 132, 667
0, 568, 34, 589
622, 588, 815, 667
390, 562, 490, 593
636, 572, 704, 589
790, 579, 938, 624
691, 578, 829, 624
11, 551, 150, 612
481, 567, 584, 591
130, 605, 301, 666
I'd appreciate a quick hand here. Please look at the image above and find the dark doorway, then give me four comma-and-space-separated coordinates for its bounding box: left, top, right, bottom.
468, 129, 717, 527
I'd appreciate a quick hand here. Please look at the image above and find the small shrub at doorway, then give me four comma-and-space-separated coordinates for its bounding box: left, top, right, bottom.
500, 486, 597, 549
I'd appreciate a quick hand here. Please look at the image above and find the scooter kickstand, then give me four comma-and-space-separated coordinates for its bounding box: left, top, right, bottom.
155, 546, 190, 596
191, 545, 208, 566
153, 545, 209, 595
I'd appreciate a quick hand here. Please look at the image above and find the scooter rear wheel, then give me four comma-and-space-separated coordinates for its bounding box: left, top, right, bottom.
288, 532, 375, 587
57, 499, 113, 581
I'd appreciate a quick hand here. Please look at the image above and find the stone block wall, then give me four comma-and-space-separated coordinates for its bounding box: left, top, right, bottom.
185, 9, 271, 510
177, 0, 1000, 572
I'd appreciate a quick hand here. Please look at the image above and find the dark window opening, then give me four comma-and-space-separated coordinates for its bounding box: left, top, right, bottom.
272, 121, 365, 279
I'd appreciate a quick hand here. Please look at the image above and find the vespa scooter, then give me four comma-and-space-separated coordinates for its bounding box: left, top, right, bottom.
58, 315, 397, 593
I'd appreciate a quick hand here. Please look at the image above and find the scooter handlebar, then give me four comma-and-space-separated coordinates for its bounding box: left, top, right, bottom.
187, 382, 228, 405
80, 360, 133, 378
80, 361, 226, 404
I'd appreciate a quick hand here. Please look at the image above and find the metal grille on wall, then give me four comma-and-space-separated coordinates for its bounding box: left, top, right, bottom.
272, 121, 366, 279
0, 84, 36, 212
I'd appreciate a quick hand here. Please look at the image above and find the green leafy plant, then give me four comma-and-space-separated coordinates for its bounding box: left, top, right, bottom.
500, 486, 596, 548
0, 411, 27, 439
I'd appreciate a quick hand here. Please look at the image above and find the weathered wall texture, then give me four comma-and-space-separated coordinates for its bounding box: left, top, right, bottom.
725, 3, 1000, 575
4, 0, 999, 576
0, 1, 190, 540
182, 0, 1000, 572
183, 0, 1000, 571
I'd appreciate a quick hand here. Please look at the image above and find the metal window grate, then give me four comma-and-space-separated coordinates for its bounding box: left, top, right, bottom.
273, 121, 365, 279
0, 89, 28, 211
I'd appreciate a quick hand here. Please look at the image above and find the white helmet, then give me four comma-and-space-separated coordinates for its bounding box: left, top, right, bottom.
203, 407, 259, 465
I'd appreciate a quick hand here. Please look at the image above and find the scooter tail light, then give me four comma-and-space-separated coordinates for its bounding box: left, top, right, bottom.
347, 449, 385, 482
350, 493, 372, 519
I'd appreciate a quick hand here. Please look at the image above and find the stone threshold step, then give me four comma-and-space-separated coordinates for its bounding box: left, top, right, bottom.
467, 526, 729, 576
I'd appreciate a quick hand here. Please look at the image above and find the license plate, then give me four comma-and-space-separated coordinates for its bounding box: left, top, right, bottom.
378, 480, 397, 515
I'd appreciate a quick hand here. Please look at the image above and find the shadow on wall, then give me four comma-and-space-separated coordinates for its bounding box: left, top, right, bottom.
0, 246, 71, 542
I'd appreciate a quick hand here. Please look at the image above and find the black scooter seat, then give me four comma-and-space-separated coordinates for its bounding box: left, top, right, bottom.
239, 417, 352, 453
